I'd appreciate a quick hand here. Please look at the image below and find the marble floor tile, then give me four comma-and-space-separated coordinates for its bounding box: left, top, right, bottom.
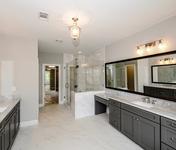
12, 104, 143, 150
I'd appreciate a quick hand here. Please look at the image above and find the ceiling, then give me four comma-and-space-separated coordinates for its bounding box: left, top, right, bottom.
1, 0, 176, 54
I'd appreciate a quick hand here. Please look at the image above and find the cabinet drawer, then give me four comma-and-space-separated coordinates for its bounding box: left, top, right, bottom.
161, 126, 176, 149
95, 96, 108, 106
161, 117, 176, 131
161, 143, 175, 150
121, 103, 160, 123
109, 99, 120, 107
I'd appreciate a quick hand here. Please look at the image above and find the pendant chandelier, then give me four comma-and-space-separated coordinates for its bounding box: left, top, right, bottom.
69, 17, 81, 40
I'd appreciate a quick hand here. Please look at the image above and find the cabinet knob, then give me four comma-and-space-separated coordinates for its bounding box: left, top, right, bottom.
135, 117, 139, 121
170, 137, 176, 142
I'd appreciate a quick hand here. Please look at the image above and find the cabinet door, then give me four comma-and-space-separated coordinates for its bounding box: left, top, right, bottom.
10, 113, 16, 142
138, 116, 160, 150
16, 106, 20, 131
0, 130, 5, 150
121, 110, 138, 142
4, 121, 10, 150
109, 104, 121, 131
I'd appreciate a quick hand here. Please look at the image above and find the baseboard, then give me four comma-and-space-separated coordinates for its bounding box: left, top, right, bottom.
20, 120, 38, 127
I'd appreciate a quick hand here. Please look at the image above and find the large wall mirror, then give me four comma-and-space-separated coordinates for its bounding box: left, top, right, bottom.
105, 51, 176, 94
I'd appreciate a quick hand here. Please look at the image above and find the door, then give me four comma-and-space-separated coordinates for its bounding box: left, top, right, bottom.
4, 120, 10, 150
16, 105, 20, 131
126, 65, 135, 91
0, 130, 5, 150
138, 116, 160, 150
10, 113, 16, 142
44, 65, 59, 105
109, 105, 121, 131
121, 110, 138, 142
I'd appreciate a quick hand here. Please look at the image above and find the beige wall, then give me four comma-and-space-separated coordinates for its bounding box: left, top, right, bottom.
0, 35, 39, 122
105, 16, 176, 94
106, 16, 176, 62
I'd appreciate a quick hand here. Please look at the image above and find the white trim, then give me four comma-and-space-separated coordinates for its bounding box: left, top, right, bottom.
20, 120, 38, 127
41, 64, 61, 106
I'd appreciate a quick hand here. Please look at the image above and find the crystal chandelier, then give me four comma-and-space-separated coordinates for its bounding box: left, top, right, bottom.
69, 17, 81, 40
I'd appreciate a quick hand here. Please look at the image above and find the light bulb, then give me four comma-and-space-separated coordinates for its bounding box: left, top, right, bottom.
171, 58, 175, 64
159, 60, 163, 64
146, 46, 152, 52
137, 47, 143, 55
70, 25, 80, 39
158, 40, 166, 51
165, 60, 169, 64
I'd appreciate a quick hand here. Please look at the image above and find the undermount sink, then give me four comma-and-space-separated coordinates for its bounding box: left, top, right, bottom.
132, 101, 154, 108
0, 106, 7, 113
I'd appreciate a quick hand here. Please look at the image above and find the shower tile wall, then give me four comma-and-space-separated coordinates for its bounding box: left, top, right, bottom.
76, 49, 105, 92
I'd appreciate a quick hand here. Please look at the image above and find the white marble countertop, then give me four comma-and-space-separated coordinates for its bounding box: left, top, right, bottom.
0, 96, 20, 123
95, 93, 176, 121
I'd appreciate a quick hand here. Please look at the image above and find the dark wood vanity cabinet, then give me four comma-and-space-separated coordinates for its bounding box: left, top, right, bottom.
95, 96, 176, 150
0, 130, 5, 150
138, 116, 160, 150
161, 117, 176, 150
121, 109, 138, 141
109, 99, 161, 150
109, 100, 121, 131
121, 109, 160, 150
0, 102, 20, 150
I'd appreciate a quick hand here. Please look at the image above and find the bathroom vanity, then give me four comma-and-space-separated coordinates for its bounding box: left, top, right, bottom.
0, 98, 20, 150
95, 50, 176, 150
95, 94, 176, 150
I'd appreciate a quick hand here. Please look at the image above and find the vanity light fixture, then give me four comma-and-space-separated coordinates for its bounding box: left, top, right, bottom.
159, 57, 176, 65
137, 39, 166, 55
69, 17, 81, 40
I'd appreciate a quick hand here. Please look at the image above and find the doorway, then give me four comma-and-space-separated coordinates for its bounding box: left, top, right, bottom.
42, 64, 61, 106
125, 64, 137, 91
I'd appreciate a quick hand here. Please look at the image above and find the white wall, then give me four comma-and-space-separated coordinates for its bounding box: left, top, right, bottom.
0, 35, 39, 122
38, 52, 63, 105
0, 61, 14, 97
106, 16, 176, 62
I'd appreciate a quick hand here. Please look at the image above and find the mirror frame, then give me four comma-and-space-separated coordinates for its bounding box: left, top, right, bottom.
105, 50, 176, 96
151, 64, 176, 85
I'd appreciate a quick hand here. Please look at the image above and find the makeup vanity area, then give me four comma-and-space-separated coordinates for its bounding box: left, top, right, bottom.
95, 51, 176, 150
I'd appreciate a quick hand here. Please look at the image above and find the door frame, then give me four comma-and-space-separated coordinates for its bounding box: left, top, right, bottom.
41, 64, 61, 106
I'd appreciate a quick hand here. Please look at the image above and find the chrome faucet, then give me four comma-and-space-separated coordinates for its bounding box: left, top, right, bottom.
142, 97, 150, 103
142, 97, 157, 105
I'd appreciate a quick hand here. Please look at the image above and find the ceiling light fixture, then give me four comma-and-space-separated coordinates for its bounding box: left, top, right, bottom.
69, 17, 81, 40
